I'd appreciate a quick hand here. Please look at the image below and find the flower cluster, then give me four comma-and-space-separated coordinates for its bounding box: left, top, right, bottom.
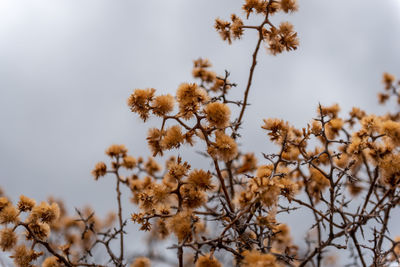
215, 0, 299, 55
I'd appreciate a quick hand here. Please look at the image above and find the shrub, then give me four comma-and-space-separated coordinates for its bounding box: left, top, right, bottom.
1, 1, 400, 266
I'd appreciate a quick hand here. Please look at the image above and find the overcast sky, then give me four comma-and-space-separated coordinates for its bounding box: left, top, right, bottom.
0, 0, 400, 264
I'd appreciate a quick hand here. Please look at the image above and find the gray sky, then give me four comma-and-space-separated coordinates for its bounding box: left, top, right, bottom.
0, 0, 400, 263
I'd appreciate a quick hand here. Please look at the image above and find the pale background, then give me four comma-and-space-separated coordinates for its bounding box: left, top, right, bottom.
1, 0, 399, 264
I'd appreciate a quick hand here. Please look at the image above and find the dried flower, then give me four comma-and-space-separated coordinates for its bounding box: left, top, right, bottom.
208, 131, 238, 161
0, 205, 19, 224
279, 0, 298, 13
29, 202, 60, 224
196, 254, 222, 267
91, 162, 107, 180
152, 94, 174, 117
187, 169, 214, 190
11, 245, 42, 267
131, 257, 151, 267
176, 83, 208, 119
0, 228, 17, 251
17, 195, 36, 212
204, 102, 231, 129
123, 156, 137, 169
42, 256, 61, 267
383, 72, 396, 90
241, 250, 279, 267
127, 88, 156, 121
161, 125, 184, 150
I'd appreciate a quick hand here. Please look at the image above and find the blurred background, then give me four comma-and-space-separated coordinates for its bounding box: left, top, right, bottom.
0, 0, 399, 264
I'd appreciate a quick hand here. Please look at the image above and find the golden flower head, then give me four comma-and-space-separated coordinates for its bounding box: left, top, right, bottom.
91, 162, 107, 180
176, 83, 209, 119
123, 156, 137, 169
187, 169, 214, 191
27, 221, 50, 241
131, 257, 151, 267
0, 205, 19, 224
241, 250, 279, 267
10, 245, 42, 267
196, 254, 222, 267
279, 0, 298, 13
204, 102, 231, 129
161, 125, 184, 150
105, 144, 128, 158
42, 256, 61, 267
17, 195, 36, 212
0, 228, 17, 251
29, 202, 60, 224
382, 120, 400, 145
152, 94, 174, 117
208, 131, 238, 161
383, 72, 396, 90
127, 88, 156, 121
147, 128, 164, 157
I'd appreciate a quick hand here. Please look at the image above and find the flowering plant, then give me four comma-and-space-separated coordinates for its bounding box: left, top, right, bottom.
1, 1, 400, 266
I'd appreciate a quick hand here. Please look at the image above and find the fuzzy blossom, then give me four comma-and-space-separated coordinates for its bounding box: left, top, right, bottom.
187, 169, 214, 190
165, 159, 190, 182
27, 221, 50, 240
0, 197, 9, 211
127, 88, 156, 121
242, 0, 268, 18
192, 58, 216, 83
193, 58, 212, 69
131, 257, 151, 267
0, 228, 17, 251
91, 162, 107, 180
151, 94, 174, 117
308, 167, 330, 201
277, 177, 299, 200
10, 244, 42, 267
379, 154, 400, 187
204, 102, 231, 128
250, 176, 280, 207
176, 83, 209, 119
168, 211, 198, 242
279, 0, 298, 13
17, 195, 36, 212
382, 72, 396, 90
208, 131, 238, 161
264, 22, 299, 55
161, 125, 184, 150
214, 18, 232, 44
241, 250, 279, 267
230, 14, 244, 40
180, 184, 206, 209
147, 128, 164, 156
196, 254, 222, 267
105, 144, 128, 158
42, 256, 61, 267
347, 134, 366, 155
262, 118, 289, 142
382, 120, 400, 145
122, 155, 137, 169
361, 115, 381, 135
0, 205, 19, 224
320, 103, 340, 118
29, 202, 60, 224
325, 118, 343, 139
